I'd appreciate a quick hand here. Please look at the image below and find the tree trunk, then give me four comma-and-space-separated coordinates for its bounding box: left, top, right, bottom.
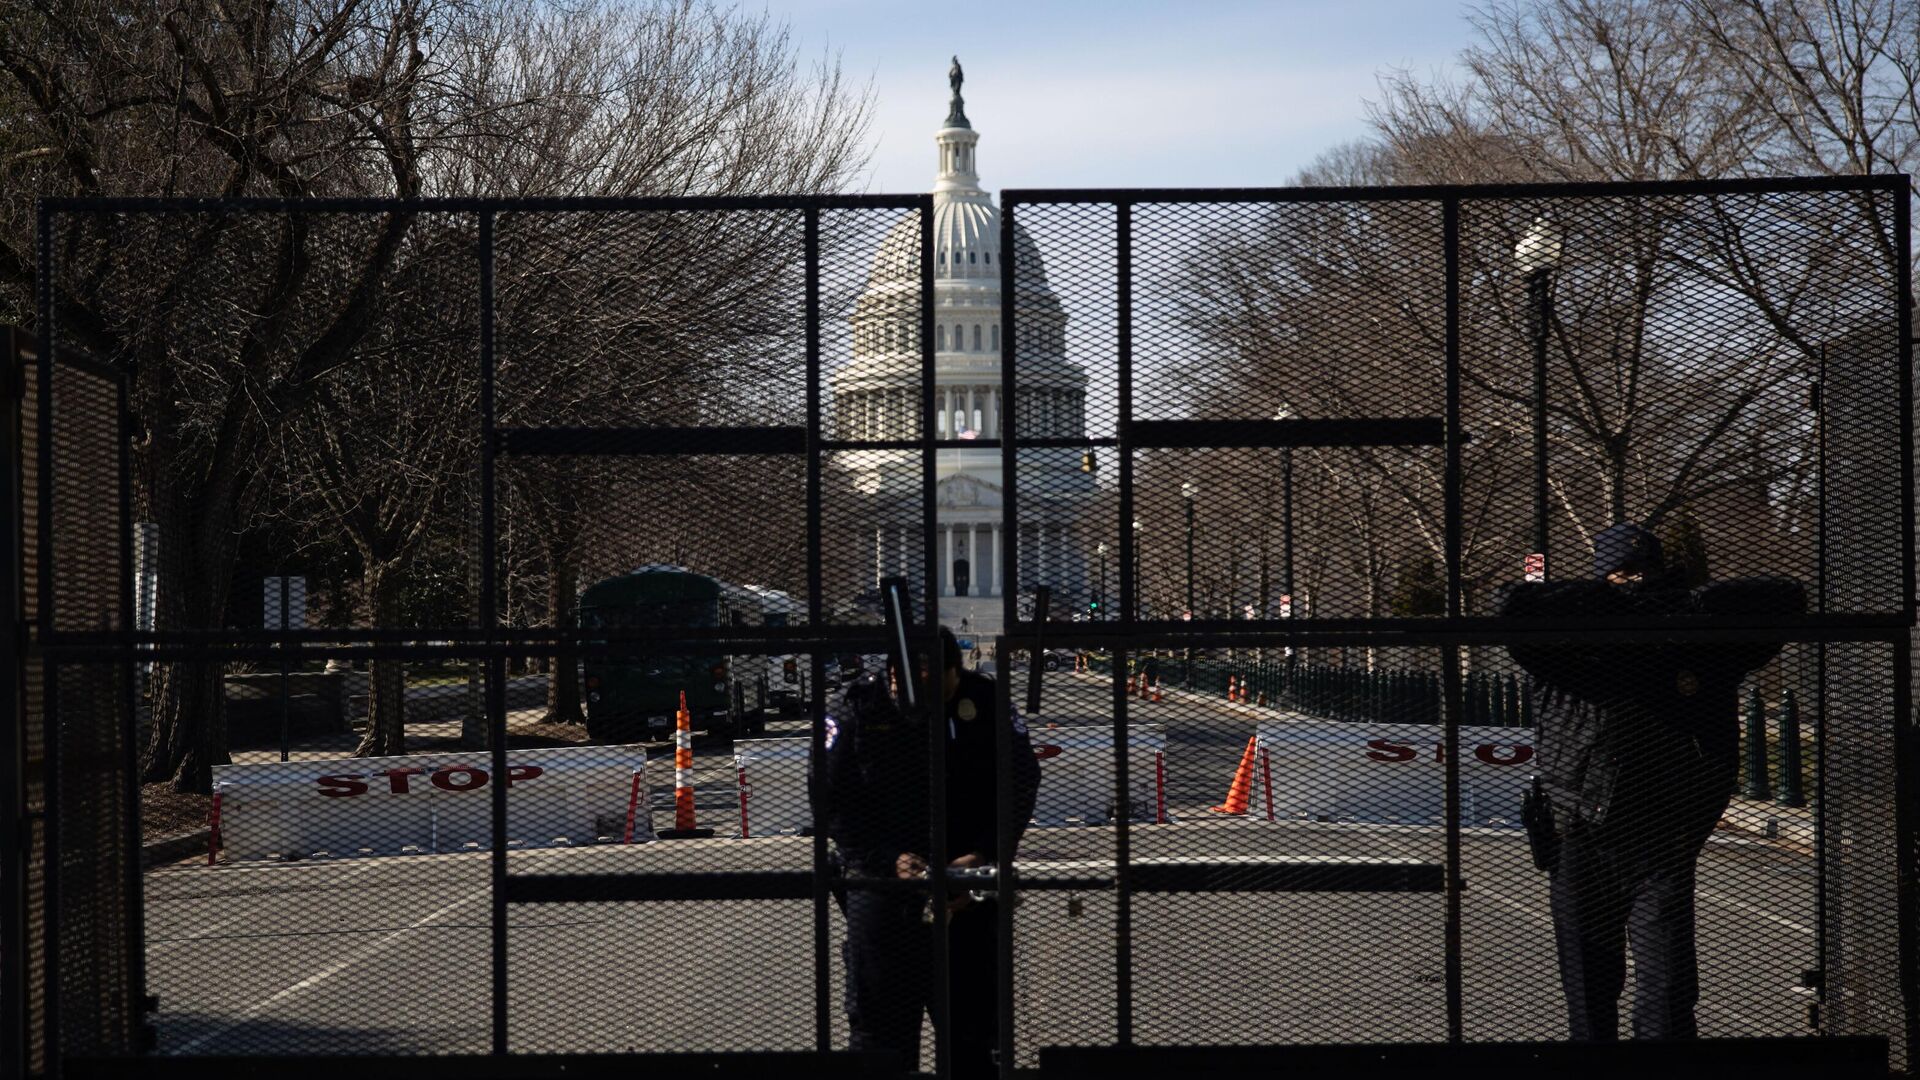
460, 661, 488, 749
544, 542, 583, 725
139, 481, 239, 794
354, 566, 406, 757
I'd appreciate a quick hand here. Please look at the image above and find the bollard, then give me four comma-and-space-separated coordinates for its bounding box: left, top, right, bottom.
1743, 685, 1772, 801
1520, 676, 1534, 728
1505, 674, 1521, 729
1777, 688, 1805, 808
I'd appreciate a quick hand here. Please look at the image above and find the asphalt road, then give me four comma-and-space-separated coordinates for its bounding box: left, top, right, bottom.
144, 669, 1821, 1063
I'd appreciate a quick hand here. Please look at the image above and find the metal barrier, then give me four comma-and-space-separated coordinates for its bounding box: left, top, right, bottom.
4, 175, 1913, 1077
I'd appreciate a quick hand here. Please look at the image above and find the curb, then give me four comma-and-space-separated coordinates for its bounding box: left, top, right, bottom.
142, 829, 210, 867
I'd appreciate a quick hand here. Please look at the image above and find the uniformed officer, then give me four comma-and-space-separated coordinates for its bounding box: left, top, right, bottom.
1502, 522, 1804, 1040
816, 625, 1042, 1075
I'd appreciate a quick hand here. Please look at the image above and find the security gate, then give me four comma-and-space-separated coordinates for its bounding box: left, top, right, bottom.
5, 177, 1916, 1077
994, 177, 1915, 1069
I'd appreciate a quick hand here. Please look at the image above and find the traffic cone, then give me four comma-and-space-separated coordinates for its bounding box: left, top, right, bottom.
1126, 671, 1138, 695
1257, 691, 1268, 707
1226, 675, 1238, 702
658, 690, 714, 839
1209, 735, 1258, 814
1151, 678, 1164, 703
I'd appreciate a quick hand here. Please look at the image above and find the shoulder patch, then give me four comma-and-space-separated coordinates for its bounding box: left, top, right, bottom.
824, 715, 839, 750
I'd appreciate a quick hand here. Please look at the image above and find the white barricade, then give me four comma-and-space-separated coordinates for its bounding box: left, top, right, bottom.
734, 725, 1172, 836
735, 737, 813, 838
210, 745, 651, 862
1029, 723, 1167, 825
1253, 721, 1534, 828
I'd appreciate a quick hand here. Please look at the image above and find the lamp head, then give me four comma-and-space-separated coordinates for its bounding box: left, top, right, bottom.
1514, 216, 1564, 275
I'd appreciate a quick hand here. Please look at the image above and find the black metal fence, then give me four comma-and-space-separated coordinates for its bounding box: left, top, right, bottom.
994, 177, 1914, 1069
3, 177, 1914, 1077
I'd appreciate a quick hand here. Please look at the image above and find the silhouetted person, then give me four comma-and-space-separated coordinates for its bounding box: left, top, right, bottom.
1503, 522, 1804, 1040
815, 625, 1041, 1075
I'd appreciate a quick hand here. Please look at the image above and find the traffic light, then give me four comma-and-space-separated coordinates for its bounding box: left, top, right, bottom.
1087, 598, 1101, 614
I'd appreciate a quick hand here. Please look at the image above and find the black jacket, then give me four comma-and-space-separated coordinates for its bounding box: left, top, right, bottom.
815, 668, 1043, 877
1501, 577, 1804, 841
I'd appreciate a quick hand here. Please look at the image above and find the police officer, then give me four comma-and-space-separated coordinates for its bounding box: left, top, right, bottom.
817, 625, 1042, 1075
1502, 522, 1804, 1040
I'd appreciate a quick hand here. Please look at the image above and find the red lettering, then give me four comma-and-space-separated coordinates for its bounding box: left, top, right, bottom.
1365, 739, 1416, 763
1434, 743, 1446, 763
505, 765, 543, 786
379, 767, 427, 794
1474, 744, 1534, 766
317, 774, 368, 798
431, 766, 488, 792
1033, 745, 1063, 760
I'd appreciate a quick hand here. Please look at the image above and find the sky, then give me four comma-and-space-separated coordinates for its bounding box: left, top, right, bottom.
758, 0, 1485, 194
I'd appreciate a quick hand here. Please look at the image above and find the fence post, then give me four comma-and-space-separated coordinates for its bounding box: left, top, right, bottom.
1743, 685, 1772, 800
1776, 688, 1805, 808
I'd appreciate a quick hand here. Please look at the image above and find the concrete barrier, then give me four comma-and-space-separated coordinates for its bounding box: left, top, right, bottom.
1253, 720, 1533, 827
210, 745, 651, 861
733, 725, 1171, 836
1029, 723, 1167, 826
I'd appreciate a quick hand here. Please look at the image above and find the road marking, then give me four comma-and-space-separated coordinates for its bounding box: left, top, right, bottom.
173, 883, 490, 1053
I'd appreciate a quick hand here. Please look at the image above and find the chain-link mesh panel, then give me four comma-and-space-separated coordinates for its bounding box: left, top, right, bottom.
41, 208, 484, 642
1453, 191, 1902, 609
17, 182, 1912, 1075
999, 180, 1911, 1071
17, 341, 47, 1073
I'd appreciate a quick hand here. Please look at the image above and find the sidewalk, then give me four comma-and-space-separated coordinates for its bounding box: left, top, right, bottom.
1717, 793, 1816, 847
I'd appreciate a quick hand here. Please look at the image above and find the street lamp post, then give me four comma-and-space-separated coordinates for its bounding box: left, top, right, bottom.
1274, 405, 1296, 617
1096, 541, 1108, 619
1515, 216, 1563, 576
1131, 517, 1142, 621
1275, 404, 1297, 678
1182, 479, 1197, 686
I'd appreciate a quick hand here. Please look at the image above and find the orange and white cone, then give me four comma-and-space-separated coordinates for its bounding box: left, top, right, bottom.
658, 690, 714, 839
1209, 735, 1259, 814
1152, 678, 1164, 703
1226, 675, 1238, 702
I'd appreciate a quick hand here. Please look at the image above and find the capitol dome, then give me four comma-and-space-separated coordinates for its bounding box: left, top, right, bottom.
832, 60, 1094, 635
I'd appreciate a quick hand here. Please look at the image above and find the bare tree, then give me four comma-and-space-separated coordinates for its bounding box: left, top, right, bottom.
0, 0, 869, 787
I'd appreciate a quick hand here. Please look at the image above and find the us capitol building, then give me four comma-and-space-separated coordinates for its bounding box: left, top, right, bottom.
832, 61, 1096, 638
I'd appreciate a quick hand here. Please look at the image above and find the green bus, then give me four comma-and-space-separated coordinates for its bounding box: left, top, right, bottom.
579, 565, 772, 742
